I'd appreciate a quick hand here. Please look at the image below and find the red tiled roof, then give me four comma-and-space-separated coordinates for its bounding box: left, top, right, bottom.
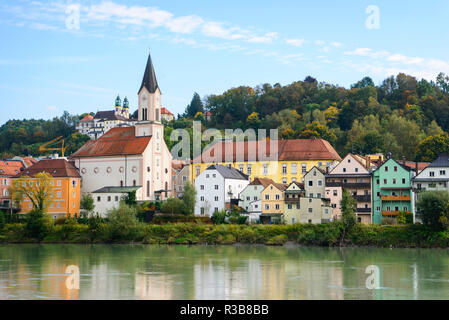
22, 157, 37, 167
403, 161, 431, 172
71, 127, 151, 158
0, 160, 24, 177
161, 107, 173, 115
279, 139, 341, 161
16, 159, 80, 178
250, 177, 275, 188
193, 139, 341, 163
80, 115, 94, 122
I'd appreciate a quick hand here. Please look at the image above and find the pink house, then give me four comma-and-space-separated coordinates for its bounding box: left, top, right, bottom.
325, 154, 373, 224
0, 160, 25, 208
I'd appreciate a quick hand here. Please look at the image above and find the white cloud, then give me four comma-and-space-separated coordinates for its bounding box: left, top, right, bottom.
344, 48, 390, 59
247, 32, 278, 44
285, 38, 304, 47
166, 15, 203, 34
201, 21, 246, 40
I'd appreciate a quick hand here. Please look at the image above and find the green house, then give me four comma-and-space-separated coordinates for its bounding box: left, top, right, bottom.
371, 158, 415, 224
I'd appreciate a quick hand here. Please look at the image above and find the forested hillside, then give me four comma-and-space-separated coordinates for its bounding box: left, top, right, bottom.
3, 72, 449, 162
172, 72, 449, 162
0, 111, 90, 158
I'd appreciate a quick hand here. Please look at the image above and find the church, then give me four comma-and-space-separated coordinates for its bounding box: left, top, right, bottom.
70, 53, 173, 211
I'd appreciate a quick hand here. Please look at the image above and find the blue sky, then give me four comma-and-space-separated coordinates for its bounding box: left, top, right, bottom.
0, 0, 449, 125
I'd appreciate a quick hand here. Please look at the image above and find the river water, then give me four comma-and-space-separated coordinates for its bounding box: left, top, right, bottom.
0, 244, 448, 300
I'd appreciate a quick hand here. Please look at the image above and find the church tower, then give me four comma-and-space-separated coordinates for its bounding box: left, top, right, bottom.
135, 52, 163, 138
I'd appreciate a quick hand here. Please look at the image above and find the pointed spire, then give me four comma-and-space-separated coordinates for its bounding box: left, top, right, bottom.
139, 52, 160, 94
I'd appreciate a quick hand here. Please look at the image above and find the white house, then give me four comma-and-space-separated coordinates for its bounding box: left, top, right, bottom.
239, 177, 274, 223
412, 154, 449, 192
91, 186, 142, 217
71, 53, 173, 215
195, 165, 250, 217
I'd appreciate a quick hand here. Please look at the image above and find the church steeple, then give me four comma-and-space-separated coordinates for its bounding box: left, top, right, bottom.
139, 52, 160, 94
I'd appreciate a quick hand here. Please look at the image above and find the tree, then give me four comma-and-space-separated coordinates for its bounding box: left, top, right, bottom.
416, 133, 449, 162
185, 92, 204, 118
351, 76, 375, 89
161, 197, 185, 214
181, 182, 196, 215
416, 191, 449, 231
124, 190, 137, 206
107, 204, 140, 241
80, 193, 95, 215
340, 190, 357, 244
298, 121, 337, 144
9, 172, 54, 213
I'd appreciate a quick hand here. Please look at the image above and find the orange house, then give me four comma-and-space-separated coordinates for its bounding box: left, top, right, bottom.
14, 159, 81, 219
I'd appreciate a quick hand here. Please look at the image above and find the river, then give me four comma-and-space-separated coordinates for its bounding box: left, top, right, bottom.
0, 244, 448, 300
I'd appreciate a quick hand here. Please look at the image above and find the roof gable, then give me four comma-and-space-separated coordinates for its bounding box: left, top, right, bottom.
16, 159, 80, 178
206, 165, 249, 180
329, 154, 370, 175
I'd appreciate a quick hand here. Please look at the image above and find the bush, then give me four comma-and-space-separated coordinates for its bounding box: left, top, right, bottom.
106, 204, 140, 241
152, 214, 212, 224
417, 191, 449, 231
211, 210, 226, 224
25, 210, 53, 241
161, 198, 186, 214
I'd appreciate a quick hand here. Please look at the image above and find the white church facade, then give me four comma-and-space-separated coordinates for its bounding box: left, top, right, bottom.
71, 53, 173, 213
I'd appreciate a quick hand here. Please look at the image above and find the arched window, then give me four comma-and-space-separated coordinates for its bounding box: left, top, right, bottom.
147, 181, 150, 198
133, 180, 136, 186
165, 182, 168, 198
120, 180, 123, 187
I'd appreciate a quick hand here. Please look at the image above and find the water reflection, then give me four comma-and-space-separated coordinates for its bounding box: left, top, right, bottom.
0, 244, 449, 300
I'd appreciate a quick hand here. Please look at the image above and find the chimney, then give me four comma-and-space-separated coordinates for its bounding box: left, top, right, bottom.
326, 166, 329, 174
415, 161, 419, 174
366, 156, 371, 171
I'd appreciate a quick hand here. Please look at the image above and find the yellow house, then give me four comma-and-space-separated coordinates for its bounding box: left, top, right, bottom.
13, 159, 81, 220
260, 182, 287, 224
191, 139, 341, 185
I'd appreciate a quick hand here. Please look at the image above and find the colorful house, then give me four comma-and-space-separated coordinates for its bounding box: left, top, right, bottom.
283, 182, 304, 224
161, 107, 174, 122
299, 166, 333, 224
239, 177, 274, 223
13, 158, 81, 219
260, 182, 288, 224
371, 158, 415, 224
191, 138, 341, 185
0, 160, 25, 209
325, 154, 373, 223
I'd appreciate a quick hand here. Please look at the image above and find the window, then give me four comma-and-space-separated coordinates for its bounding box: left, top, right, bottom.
57, 180, 61, 187
215, 185, 219, 190
376, 179, 379, 185
120, 180, 124, 187
57, 191, 61, 198
308, 180, 313, 187
200, 196, 205, 201
200, 208, 205, 215
318, 180, 323, 186
317, 193, 322, 198
265, 204, 270, 210
296, 204, 300, 209
214, 196, 219, 201
325, 208, 329, 214
196, 167, 200, 177
393, 179, 396, 184
440, 170, 446, 176
57, 202, 61, 208
301, 164, 307, 174
394, 166, 398, 172
200, 185, 205, 190
343, 168, 347, 173
288, 204, 292, 209
115, 196, 119, 201
133, 180, 136, 187
430, 171, 435, 177
97, 196, 101, 202
206, 174, 209, 178
333, 190, 337, 196
275, 194, 280, 200
282, 164, 287, 174
355, 168, 359, 173
72, 180, 77, 187
265, 194, 269, 200
385, 166, 389, 172
182, 176, 187, 182
239, 165, 244, 172
263, 164, 268, 175
384, 179, 387, 184
386, 206, 391, 211
108, 196, 111, 202
291, 163, 297, 174
214, 208, 219, 213
282, 178, 287, 184
275, 204, 280, 210
308, 208, 313, 213
403, 206, 408, 211
247, 165, 252, 175
246, 196, 250, 201
377, 207, 380, 212
147, 181, 150, 197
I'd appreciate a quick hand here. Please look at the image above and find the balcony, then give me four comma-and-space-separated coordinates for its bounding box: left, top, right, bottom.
284, 197, 300, 203
326, 182, 370, 189
356, 208, 371, 213
381, 195, 411, 201
354, 195, 371, 202
382, 210, 411, 216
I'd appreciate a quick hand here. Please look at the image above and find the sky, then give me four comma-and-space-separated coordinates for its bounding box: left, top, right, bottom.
0, 0, 449, 125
